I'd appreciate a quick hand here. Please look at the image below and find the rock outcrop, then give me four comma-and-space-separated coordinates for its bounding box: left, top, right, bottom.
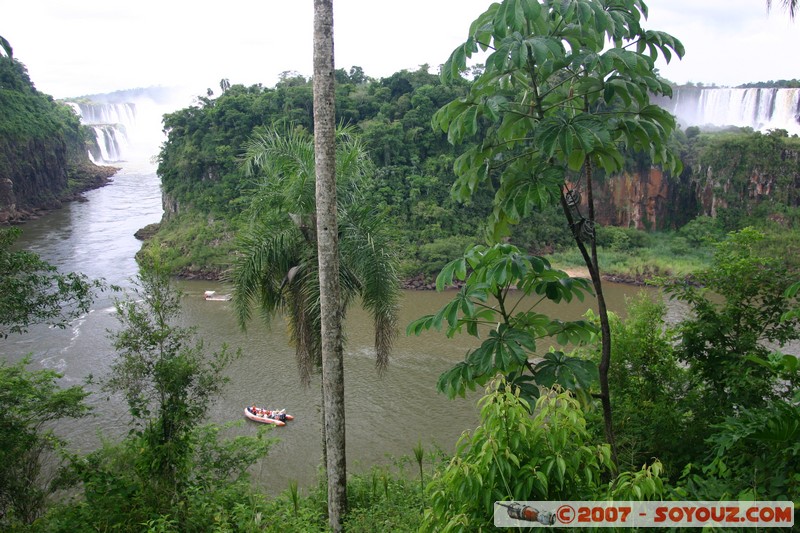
0, 49, 118, 224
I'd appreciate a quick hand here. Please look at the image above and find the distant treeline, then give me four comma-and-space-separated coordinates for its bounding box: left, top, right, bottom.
153, 66, 576, 278
151, 67, 800, 280
738, 79, 800, 89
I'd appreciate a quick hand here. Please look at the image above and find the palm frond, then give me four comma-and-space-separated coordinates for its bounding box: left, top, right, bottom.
234, 123, 400, 382
229, 228, 303, 330
339, 206, 400, 374
242, 127, 317, 217
767, 0, 798, 19
286, 265, 322, 386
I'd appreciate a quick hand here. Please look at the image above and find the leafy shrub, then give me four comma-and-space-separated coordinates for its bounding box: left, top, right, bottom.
669, 236, 690, 256
596, 226, 649, 251
584, 294, 694, 473
421, 380, 665, 532
415, 235, 477, 278
678, 215, 723, 246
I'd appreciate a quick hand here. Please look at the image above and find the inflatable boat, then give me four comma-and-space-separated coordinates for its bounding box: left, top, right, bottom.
244, 406, 294, 426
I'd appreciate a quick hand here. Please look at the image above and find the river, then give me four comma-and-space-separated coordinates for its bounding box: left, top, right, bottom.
4, 158, 661, 494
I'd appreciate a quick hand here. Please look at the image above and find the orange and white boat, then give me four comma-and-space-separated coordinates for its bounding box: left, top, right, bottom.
244, 406, 294, 426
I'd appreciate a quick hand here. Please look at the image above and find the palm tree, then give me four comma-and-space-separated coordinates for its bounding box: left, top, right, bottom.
233, 125, 396, 530
231, 125, 399, 386
313, 3, 346, 526
767, 0, 797, 19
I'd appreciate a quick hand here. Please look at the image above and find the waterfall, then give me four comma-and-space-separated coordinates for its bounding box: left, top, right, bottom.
91, 124, 129, 162
659, 87, 800, 135
66, 88, 194, 167
68, 102, 135, 163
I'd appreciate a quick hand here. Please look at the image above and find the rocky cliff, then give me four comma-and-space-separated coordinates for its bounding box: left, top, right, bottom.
584, 130, 800, 231
590, 167, 698, 230
0, 48, 117, 224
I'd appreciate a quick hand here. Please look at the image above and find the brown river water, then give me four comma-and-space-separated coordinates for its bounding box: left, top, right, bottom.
4, 159, 672, 494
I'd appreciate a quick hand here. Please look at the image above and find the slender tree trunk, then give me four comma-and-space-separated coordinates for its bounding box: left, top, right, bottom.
583, 162, 618, 470
312, 1, 347, 530
560, 177, 618, 469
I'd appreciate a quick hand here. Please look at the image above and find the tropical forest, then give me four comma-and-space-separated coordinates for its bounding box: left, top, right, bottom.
2, 1, 800, 531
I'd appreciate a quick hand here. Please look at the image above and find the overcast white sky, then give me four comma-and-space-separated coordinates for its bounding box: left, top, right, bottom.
2, 0, 798, 99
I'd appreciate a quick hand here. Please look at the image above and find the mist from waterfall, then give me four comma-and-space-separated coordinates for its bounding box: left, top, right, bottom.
67, 87, 193, 165
659, 87, 800, 136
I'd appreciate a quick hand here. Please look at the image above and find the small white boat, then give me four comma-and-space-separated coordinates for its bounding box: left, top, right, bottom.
204, 290, 232, 301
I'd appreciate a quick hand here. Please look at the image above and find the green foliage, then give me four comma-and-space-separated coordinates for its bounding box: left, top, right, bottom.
0, 47, 90, 212
549, 229, 713, 281
152, 67, 499, 278
139, 212, 240, 279
582, 295, 694, 472
44, 424, 275, 532
0, 358, 90, 527
678, 215, 724, 246
421, 381, 665, 532
687, 129, 800, 230
595, 226, 651, 252
104, 256, 239, 507
35, 258, 274, 532
411, 235, 478, 278
1, 227, 101, 338
433, 0, 683, 241
342, 466, 425, 533
0, 52, 82, 139
708, 401, 799, 499
431, 0, 685, 460
0, 211, 96, 528
153, 43, 800, 287
663, 228, 800, 419
408, 243, 598, 403
232, 125, 400, 385
677, 400, 800, 502
507, 202, 574, 253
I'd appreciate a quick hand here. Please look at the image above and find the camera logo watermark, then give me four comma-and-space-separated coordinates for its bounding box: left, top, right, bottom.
494, 501, 795, 528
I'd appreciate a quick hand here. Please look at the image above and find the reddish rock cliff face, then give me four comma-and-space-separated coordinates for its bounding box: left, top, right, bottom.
571, 129, 800, 231
578, 167, 698, 230
580, 145, 798, 230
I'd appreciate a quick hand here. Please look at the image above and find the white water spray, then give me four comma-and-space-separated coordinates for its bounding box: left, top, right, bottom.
67, 88, 194, 165
660, 87, 800, 135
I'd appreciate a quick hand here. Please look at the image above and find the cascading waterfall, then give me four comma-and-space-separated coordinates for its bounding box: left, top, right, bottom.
68, 102, 136, 163
92, 124, 129, 162
659, 87, 800, 135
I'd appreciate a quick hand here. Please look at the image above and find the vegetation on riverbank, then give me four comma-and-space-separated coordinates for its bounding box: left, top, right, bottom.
3, 0, 800, 528
144, 66, 800, 286
549, 214, 800, 284
14, 232, 798, 529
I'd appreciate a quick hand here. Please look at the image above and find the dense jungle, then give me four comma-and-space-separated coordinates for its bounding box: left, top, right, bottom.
2, 1, 800, 530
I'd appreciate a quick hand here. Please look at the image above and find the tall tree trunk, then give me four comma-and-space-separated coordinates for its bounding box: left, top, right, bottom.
312, 1, 347, 531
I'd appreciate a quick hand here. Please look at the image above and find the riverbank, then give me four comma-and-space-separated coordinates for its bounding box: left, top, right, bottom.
134, 213, 703, 289
0, 162, 119, 225
559, 266, 663, 286
163, 264, 637, 289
